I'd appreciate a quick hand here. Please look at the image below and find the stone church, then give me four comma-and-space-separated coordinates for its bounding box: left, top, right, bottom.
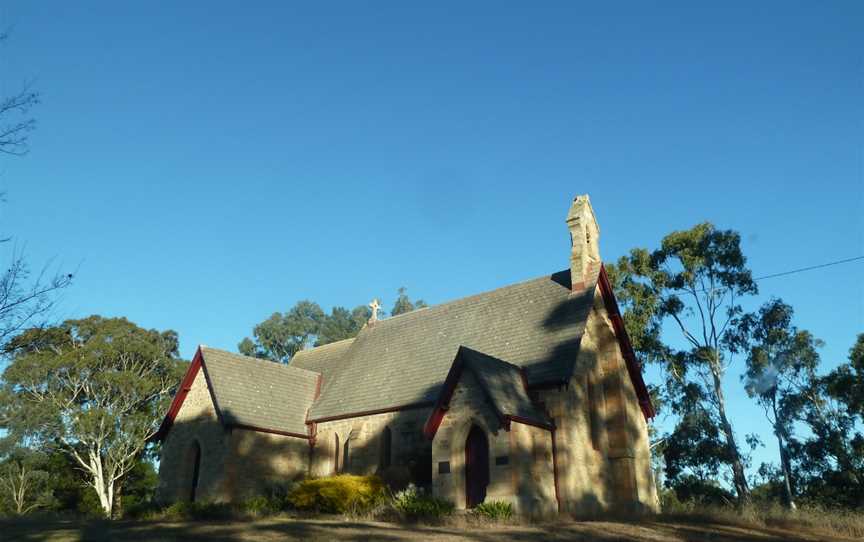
155, 195, 660, 516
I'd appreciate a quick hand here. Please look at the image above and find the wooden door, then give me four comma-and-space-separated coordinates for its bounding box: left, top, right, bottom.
465, 426, 489, 508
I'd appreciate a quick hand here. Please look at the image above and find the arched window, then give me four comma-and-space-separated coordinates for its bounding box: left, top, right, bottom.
187, 440, 201, 502
333, 433, 340, 474
343, 437, 351, 473
380, 426, 392, 470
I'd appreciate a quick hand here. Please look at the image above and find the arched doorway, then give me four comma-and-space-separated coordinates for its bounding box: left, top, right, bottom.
464, 425, 489, 508
187, 440, 201, 502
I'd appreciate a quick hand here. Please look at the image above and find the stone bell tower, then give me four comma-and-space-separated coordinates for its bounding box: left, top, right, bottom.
566, 194, 601, 290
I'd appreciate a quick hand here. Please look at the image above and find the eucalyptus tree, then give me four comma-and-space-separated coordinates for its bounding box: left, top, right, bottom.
390, 287, 427, 317
733, 299, 822, 509
0, 316, 184, 517
239, 300, 326, 363
0, 448, 55, 515
794, 334, 864, 506
609, 222, 756, 504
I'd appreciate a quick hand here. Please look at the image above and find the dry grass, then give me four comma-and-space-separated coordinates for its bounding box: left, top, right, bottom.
1, 505, 861, 541
659, 503, 864, 540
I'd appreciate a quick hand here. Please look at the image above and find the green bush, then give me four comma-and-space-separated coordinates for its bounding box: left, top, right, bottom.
472, 500, 514, 521
239, 495, 283, 517
391, 484, 454, 520
160, 501, 235, 521
287, 475, 387, 514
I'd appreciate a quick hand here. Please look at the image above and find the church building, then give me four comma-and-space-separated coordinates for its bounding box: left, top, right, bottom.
155, 195, 660, 517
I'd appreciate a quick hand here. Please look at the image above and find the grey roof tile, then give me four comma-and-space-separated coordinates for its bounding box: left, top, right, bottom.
200, 347, 319, 435
290, 338, 354, 381
458, 347, 551, 427
308, 269, 595, 421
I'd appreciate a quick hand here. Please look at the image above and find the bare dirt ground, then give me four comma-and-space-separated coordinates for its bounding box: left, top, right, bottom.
3, 516, 859, 542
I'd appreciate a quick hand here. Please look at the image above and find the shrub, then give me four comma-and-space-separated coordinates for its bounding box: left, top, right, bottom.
472, 500, 514, 521
159, 501, 235, 521
390, 484, 454, 521
287, 475, 387, 514
239, 495, 282, 517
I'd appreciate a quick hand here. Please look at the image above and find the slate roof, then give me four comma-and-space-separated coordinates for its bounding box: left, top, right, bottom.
307, 269, 596, 421
457, 347, 552, 427
290, 338, 355, 382
200, 347, 319, 436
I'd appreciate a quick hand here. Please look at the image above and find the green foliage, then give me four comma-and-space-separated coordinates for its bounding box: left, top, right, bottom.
316, 305, 370, 346
471, 500, 514, 521
390, 484, 453, 520
238, 495, 283, 517
0, 316, 185, 517
40, 449, 102, 517
160, 500, 236, 521
238, 301, 374, 363
0, 448, 56, 516
287, 475, 387, 514
117, 459, 160, 518
731, 298, 823, 508
667, 475, 735, 507
788, 333, 864, 508
239, 301, 326, 362
240, 288, 427, 364
390, 287, 427, 317
609, 222, 757, 504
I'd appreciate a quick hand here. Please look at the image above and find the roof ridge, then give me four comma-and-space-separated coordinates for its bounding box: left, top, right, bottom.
200, 346, 321, 378
459, 346, 525, 373
358, 269, 574, 334
295, 337, 356, 356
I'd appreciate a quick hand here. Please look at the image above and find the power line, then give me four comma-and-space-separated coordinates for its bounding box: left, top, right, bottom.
669, 255, 864, 296
752, 255, 864, 283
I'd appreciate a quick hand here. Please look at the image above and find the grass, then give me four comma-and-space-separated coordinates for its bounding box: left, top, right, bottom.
659, 502, 864, 540
2, 510, 863, 542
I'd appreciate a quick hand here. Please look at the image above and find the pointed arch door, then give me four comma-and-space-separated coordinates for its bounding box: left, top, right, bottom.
464, 425, 489, 508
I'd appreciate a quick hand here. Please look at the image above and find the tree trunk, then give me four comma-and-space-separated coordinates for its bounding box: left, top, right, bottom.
90, 455, 113, 518
775, 431, 797, 510
711, 369, 751, 505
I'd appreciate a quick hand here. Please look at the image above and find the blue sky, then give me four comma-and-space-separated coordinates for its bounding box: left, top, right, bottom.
1, 2, 862, 480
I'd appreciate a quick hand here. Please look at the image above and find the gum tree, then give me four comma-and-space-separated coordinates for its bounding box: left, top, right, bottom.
610, 222, 756, 504
733, 299, 822, 509
0, 316, 184, 517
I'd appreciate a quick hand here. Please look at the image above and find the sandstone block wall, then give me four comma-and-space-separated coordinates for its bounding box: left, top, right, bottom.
157, 370, 231, 503
227, 429, 310, 498
430, 368, 559, 516
535, 293, 659, 518
311, 407, 432, 486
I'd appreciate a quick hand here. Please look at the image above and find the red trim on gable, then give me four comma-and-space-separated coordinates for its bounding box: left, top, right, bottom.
597, 265, 656, 419
423, 352, 466, 439
153, 347, 204, 441
229, 423, 310, 440
423, 348, 555, 440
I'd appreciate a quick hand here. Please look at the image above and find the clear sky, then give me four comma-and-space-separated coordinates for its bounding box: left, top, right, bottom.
1, 2, 862, 481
